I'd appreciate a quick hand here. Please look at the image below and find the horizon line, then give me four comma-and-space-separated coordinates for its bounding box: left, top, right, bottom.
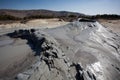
0, 8, 120, 16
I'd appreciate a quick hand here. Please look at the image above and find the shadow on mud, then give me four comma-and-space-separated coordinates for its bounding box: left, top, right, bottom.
6, 29, 45, 56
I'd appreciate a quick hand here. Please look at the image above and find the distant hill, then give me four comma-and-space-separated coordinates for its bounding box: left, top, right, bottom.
0, 9, 120, 21
0, 9, 85, 19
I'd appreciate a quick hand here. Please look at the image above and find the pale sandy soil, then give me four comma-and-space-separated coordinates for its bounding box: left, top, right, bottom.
26, 18, 69, 28
0, 18, 69, 29
98, 19, 120, 33
0, 19, 120, 33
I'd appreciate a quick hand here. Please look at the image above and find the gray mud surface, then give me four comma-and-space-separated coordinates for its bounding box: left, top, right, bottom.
0, 20, 120, 80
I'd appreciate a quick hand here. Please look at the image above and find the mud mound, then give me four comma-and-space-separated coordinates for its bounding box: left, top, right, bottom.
0, 19, 120, 80
45, 20, 120, 80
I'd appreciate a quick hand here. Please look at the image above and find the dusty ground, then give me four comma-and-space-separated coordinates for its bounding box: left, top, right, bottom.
0, 19, 120, 33
0, 18, 69, 29
98, 19, 120, 33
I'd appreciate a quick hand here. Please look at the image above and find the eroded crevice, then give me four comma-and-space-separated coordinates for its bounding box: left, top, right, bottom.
103, 39, 119, 53
87, 71, 96, 80
112, 64, 120, 72
70, 63, 84, 80
74, 63, 84, 80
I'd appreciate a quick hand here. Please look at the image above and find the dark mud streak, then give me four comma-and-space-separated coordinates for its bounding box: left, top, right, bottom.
73, 63, 84, 80
86, 71, 96, 80
78, 18, 96, 22
104, 40, 119, 53
115, 67, 120, 72
112, 64, 120, 72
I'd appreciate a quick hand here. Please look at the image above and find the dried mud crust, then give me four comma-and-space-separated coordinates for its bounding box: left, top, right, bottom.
1, 20, 120, 80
